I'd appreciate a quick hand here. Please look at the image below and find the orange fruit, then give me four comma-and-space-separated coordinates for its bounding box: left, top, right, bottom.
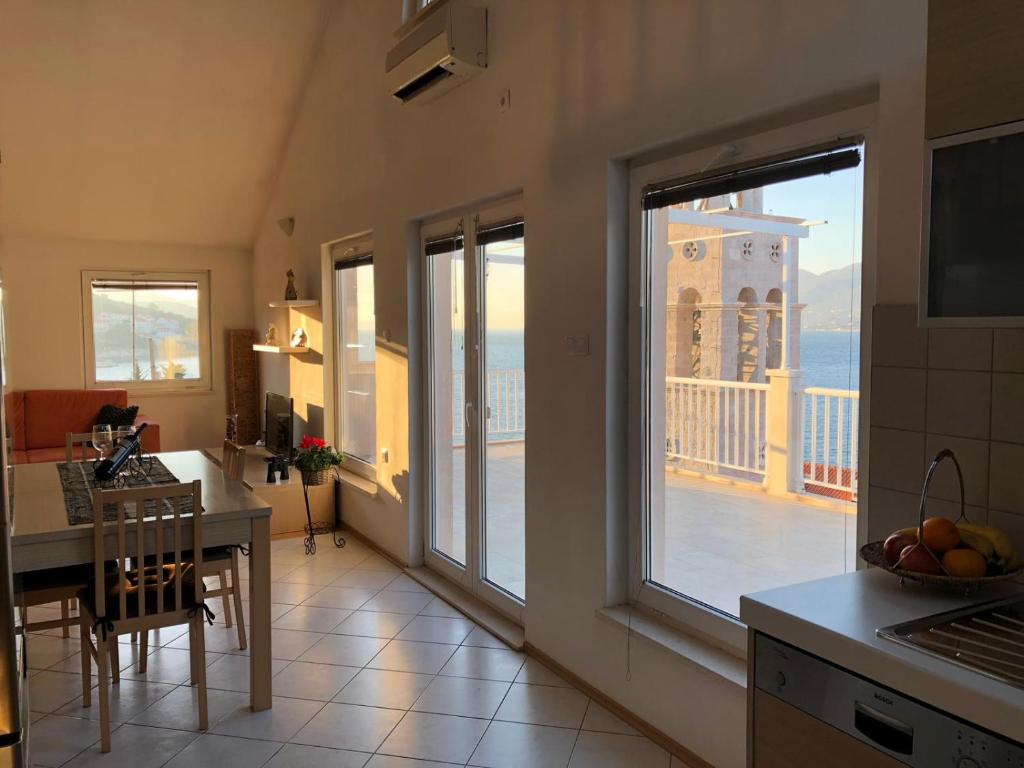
942, 548, 988, 578
922, 517, 960, 553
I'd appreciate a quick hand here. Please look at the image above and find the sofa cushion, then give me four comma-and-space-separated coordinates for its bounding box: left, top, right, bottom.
23, 389, 128, 450
8, 450, 28, 465
4, 392, 26, 451
27, 447, 73, 464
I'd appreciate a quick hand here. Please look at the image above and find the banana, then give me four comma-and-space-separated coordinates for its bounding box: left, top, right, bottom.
956, 529, 996, 561
957, 523, 1017, 564
893, 527, 919, 539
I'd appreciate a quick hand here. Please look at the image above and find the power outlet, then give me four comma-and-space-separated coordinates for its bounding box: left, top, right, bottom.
566, 333, 590, 357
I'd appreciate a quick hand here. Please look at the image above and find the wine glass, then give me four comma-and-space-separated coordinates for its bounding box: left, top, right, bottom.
115, 425, 135, 446
91, 424, 113, 461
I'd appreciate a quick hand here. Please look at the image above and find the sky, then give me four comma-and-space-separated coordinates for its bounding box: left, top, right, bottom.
762, 161, 864, 275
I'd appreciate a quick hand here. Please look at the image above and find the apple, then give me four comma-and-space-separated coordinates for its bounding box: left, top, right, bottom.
883, 533, 917, 566
897, 544, 943, 575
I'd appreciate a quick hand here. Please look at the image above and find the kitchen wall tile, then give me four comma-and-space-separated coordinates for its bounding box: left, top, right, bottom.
987, 510, 1024, 556
989, 441, 1024, 516
920, 496, 988, 525
923, 434, 989, 507
868, 428, 924, 494
926, 370, 991, 440
993, 329, 1024, 373
990, 373, 1024, 445
867, 486, 920, 541
927, 328, 992, 371
871, 305, 927, 368
871, 367, 926, 431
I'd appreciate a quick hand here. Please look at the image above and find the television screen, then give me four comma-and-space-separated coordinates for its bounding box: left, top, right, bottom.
265, 392, 293, 459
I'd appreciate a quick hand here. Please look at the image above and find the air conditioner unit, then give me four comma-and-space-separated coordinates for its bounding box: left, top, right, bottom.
385, 2, 487, 104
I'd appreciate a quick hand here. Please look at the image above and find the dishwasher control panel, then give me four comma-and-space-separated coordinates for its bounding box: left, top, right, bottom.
755, 634, 1024, 768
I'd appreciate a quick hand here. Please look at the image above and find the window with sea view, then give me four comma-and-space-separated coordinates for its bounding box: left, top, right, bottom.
637, 140, 865, 623
82, 271, 210, 391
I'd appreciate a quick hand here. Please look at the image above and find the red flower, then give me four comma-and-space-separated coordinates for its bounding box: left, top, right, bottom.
299, 435, 326, 450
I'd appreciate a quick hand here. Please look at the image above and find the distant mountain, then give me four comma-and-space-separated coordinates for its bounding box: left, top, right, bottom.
799, 263, 861, 331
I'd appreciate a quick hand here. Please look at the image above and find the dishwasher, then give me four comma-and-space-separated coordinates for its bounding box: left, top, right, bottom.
751, 634, 1024, 768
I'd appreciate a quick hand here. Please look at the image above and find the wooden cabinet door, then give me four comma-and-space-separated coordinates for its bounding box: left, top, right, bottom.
752, 690, 906, 768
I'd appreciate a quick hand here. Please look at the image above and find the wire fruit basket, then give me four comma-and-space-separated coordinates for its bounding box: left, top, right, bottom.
859, 449, 1023, 593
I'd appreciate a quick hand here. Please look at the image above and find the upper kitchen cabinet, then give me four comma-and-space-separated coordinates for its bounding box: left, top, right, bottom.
926, 0, 1024, 139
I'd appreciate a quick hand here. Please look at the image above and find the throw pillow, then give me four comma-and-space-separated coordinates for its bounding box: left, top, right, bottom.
95, 404, 139, 428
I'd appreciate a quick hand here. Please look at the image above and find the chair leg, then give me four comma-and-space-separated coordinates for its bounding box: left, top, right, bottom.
96, 632, 111, 753
138, 631, 148, 674
61, 600, 70, 638
220, 569, 233, 629
188, 621, 197, 686
193, 614, 208, 731
80, 620, 91, 709
230, 549, 247, 651
110, 635, 120, 684
130, 632, 137, 644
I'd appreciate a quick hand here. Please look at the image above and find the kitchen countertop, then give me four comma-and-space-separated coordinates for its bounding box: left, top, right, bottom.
740, 568, 1024, 742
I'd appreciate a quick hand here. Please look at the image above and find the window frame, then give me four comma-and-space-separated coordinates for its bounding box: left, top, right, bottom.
331, 235, 378, 481
81, 269, 212, 394
626, 105, 877, 655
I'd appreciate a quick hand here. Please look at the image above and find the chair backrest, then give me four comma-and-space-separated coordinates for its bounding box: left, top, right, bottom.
66, 432, 94, 463
91, 480, 203, 622
222, 440, 246, 482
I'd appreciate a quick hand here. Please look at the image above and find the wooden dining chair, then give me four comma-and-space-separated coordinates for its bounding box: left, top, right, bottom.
65, 431, 95, 463
137, 441, 247, 665
79, 481, 209, 752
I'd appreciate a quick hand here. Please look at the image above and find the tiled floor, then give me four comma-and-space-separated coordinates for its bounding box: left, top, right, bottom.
24, 534, 690, 768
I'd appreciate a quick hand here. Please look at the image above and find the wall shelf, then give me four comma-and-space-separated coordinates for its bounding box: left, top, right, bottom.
268, 299, 319, 308
252, 344, 309, 354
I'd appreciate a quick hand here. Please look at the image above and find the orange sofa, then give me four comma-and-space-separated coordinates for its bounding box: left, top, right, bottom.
5, 389, 160, 464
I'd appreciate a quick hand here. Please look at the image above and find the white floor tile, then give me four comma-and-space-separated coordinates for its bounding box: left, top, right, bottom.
411, 675, 510, 719
28, 715, 103, 767
301, 586, 378, 610
462, 626, 511, 650
582, 700, 639, 736
384, 575, 430, 594
279, 564, 350, 585
271, 581, 324, 604
298, 633, 390, 667
396, 616, 476, 645
292, 702, 405, 752
331, 570, 397, 590
494, 683, 589, 729
333, 668, 435, 710
28, 670, 88, 713
332, 610, 415, 639
274, 605, 352, 632
353, 555, 401, 573
130, 684, 250, 731
122, 646, 219, 685
57, 678, 177, 723
273, 660, 360, 701
25, 635, 80, 669
365, 756, 455, 768
360, 591, 433, 615
162, 733, 282, 768
469, 720, 579, 768
263, 743, 370, 768
61, 724, 198, 768
568, 731, 671, 768
368, 640, 458, 675
205, 653, 290, 692
211, 694, 323, 741
378, 711, 489, 764
440, 646, 526, 682
266, 628, 326, 660
514, 657, 574, 688
418, 598, 465, 619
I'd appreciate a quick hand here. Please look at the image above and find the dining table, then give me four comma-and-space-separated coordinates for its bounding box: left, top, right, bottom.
8, 450, 274, 711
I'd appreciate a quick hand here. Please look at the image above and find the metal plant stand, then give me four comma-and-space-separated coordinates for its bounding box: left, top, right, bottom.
302, 471, 346, 555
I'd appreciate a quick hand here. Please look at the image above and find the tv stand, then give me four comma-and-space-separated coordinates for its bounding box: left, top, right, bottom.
204, 445, 334, 536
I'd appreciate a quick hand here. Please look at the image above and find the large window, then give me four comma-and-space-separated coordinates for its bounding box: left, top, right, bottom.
82, 271, 210, 391
334, 248, 377, 474
631, 114, 869, 647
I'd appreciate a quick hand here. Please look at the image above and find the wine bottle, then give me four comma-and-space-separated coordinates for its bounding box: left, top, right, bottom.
94, 423, 148, 481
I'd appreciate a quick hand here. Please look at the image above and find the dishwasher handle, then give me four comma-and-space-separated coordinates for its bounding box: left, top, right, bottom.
854, 701, 914, 755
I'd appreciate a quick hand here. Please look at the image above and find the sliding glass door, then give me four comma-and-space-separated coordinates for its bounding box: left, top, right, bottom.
424, 207, 525, 618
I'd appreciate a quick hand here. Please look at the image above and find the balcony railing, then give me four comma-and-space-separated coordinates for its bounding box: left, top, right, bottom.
665, 376, 768, 476
452, 368, 526, 442
802, 387, 859, 497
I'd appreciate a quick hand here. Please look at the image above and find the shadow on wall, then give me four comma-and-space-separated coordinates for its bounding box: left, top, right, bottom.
391, 469, 409, 506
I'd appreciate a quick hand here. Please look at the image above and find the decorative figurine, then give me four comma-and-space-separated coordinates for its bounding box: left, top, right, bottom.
290, 327, 308, 348
265, 323, 279, 345
285, 269, 298, 301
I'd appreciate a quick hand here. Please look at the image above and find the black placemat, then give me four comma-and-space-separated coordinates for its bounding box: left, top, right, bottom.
57, 458, 195, 525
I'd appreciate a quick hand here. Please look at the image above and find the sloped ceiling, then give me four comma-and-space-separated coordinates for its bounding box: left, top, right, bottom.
0, 0, 331, 248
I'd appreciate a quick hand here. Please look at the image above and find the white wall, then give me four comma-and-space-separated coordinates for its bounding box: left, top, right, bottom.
0, 234, 254, 451
252, 3, 928, 765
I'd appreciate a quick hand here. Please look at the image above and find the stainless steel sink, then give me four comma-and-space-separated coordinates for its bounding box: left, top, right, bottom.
878, 595, 1024, 689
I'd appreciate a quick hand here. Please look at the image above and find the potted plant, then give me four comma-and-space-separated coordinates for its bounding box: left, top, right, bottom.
293, 435, 342, 486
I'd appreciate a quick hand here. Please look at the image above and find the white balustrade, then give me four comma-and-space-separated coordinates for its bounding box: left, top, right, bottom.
802, 387, 859, 497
